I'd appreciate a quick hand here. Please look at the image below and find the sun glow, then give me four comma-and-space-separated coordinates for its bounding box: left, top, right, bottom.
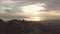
21, 4, 45, 14
21, 3, 45, 21
33, 16, 40, 21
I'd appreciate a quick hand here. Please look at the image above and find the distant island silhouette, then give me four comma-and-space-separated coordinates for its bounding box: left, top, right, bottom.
0, 19, 60, 34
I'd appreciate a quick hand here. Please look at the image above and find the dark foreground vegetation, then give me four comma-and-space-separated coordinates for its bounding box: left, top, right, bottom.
0, 19, 60, 34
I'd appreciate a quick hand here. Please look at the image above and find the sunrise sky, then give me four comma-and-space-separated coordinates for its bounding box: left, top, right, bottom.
0, 0, 60, 21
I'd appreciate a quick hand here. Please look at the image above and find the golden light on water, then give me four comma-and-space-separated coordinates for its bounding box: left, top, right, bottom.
21, 3, 45, 21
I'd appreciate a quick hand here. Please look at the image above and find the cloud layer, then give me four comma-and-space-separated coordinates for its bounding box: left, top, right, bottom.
0, 0, 60, 20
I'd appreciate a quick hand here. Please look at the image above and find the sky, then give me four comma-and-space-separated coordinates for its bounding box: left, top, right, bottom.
0, 0, 60, 21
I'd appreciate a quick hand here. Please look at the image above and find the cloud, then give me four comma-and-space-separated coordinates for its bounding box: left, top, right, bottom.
1, 0, 60, 11
0, 9, 6, 14
2, 0, 14, 4
39, 10, 60, 20
45, 0, 60, 11
0, 0, 60, 20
